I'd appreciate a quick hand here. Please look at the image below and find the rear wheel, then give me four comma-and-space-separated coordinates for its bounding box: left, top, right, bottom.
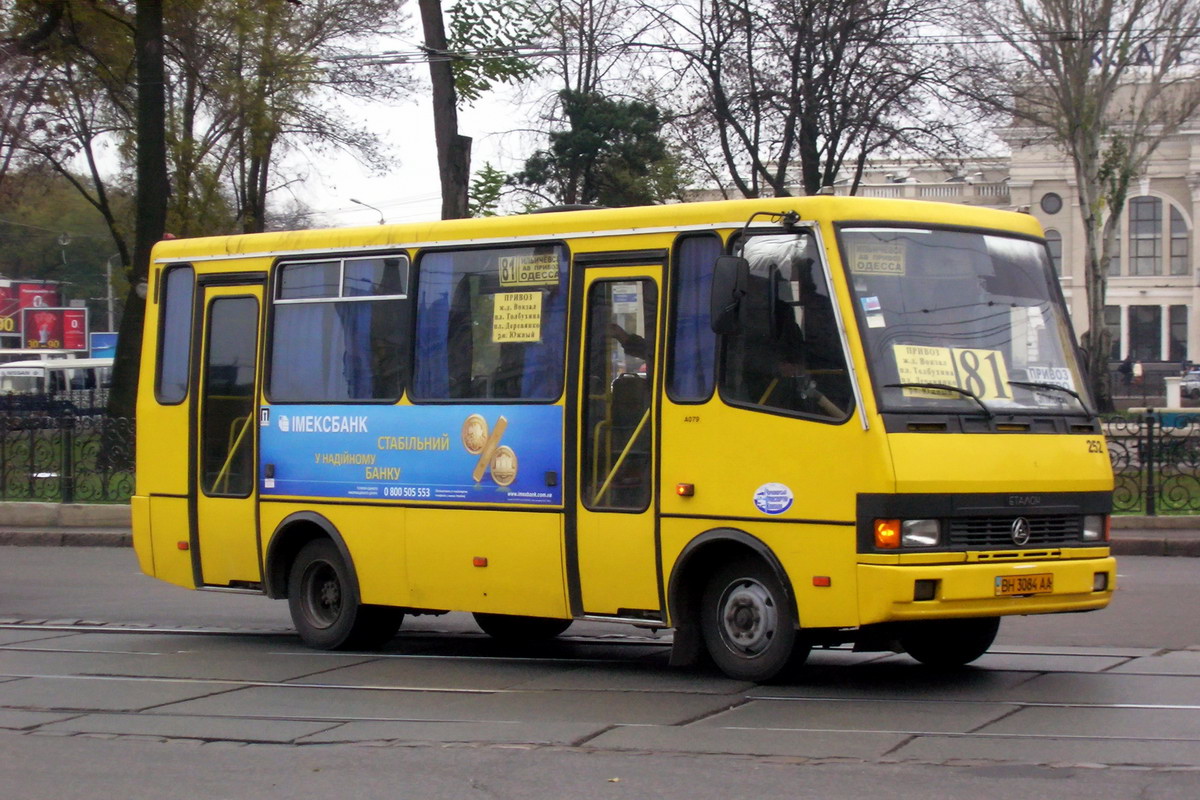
473, 613, 572, 642
899, 617, 1000, 668
288, 539, 403, 650
700, 557, 808, 682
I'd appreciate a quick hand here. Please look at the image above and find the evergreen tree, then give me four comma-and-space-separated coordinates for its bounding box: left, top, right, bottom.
514, 90, 684, 207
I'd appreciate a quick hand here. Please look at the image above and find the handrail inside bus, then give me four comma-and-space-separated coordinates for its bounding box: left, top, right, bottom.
592, 408, 650, 505
213, 414, 253, 494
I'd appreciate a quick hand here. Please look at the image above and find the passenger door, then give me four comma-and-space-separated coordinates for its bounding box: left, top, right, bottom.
193, 280, 264, 587
573, 266, 663, 618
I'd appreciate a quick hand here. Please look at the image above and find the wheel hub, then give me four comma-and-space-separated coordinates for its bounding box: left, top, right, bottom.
720, 579, 778, 656
303, 562, 341, 629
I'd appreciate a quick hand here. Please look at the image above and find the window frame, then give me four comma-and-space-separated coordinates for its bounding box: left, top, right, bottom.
199, 293, 260, 499
715, 225, 856, 424
1109, 194, 1191, 277
666, 232, 722, 405
154, 264, 196, 406
264, 251, 412, 405
1044, 229, 1063, 276
409, 241, 570, 405
580, 277, 659, 513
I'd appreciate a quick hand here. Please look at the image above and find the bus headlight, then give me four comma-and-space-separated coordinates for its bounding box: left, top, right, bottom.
1082, 515, 1108, 542
901, 519, 940, 547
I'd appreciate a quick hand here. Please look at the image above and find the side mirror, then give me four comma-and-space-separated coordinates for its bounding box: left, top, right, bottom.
710, 255, 748, 335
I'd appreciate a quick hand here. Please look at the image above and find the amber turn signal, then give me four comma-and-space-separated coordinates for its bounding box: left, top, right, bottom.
874, 519, 901, 549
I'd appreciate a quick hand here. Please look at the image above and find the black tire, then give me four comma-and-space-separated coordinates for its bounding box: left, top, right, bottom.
287, 539, 403, 650
899, 617, 1000, 668
700, 557, 809, 682
473, 613, 572, 642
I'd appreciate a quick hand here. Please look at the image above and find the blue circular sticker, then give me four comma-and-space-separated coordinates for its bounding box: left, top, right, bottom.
753, 483, 794, 515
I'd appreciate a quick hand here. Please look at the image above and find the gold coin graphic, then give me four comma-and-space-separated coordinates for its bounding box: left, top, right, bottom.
490, 445, 518, 487
461, 414, 489, 454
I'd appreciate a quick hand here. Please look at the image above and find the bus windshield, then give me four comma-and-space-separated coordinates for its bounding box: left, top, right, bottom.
841, 226, 1091, 416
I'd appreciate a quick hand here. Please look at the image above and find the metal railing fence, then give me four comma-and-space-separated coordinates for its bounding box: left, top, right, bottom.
1106, 412, 1200, 515
0, 409, 133, 504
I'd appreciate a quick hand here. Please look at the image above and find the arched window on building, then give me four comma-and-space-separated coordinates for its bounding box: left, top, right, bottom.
1109, 195, 1191, 277
1045, 229, 1062, 275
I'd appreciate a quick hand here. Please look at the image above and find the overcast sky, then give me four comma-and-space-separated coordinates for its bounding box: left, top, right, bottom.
289, 83, 534, 229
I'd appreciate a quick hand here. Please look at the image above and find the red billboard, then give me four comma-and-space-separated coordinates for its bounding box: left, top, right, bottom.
21, 307, 87, 350
0, 282, 63, 338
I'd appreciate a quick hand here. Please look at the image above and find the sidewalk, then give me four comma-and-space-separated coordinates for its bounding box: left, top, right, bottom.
0, 503, 1197, 556
0, 503, 131, 548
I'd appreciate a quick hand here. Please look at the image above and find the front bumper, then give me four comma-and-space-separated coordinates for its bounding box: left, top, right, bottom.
857, 554, 1116, 625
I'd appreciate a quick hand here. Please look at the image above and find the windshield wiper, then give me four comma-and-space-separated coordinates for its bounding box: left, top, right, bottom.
883, 383, 992, 418
1007, 381, 1091, 414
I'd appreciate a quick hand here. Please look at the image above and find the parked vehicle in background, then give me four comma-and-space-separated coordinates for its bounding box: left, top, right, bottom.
0, 357, 114, 415
1182, 370, 1200, 399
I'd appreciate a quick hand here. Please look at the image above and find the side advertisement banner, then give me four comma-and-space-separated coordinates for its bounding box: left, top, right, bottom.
258, 404, 563, 506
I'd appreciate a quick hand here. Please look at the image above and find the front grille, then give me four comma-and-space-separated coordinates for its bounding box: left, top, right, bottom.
946, 514, 1082, 548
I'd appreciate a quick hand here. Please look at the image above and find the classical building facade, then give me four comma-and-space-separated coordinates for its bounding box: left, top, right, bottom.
1002, 132, 1198, 366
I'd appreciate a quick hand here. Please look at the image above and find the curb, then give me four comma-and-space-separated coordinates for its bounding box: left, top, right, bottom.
0, 528, 131, 547
0, 502, 130, 529
1109, 537, 1200, 557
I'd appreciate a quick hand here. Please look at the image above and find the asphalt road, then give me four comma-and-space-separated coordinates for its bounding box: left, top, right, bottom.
0, 548, 1197, 799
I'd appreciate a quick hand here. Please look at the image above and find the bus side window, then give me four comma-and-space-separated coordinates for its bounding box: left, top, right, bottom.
718, 233, 853, 420
668, 234, 721, 402
156, 265, 195, 404
268, 256, 408, 403
413, 246, 568, 402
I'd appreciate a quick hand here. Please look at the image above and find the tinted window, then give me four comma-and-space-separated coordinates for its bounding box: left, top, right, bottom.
201, 296, 258, 497
412, 245, 568, 401
668, 235, 720, 401
581, 279, 657, 510
719, 233, 852, 420
156, 266, 195, 404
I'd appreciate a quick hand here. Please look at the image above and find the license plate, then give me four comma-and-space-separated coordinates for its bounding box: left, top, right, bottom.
995, 573, 1053, 596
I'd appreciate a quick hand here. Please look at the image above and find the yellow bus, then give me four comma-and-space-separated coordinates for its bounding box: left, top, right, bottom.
132, 196, 1115, 682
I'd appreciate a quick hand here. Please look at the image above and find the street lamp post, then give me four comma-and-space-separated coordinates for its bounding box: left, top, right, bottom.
349, 198, 386, 225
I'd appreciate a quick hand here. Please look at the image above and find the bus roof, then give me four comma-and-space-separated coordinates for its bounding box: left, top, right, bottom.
150, 196, 1046, 267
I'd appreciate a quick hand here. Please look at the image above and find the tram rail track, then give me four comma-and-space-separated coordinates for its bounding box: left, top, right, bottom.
0, 620, 1198, 770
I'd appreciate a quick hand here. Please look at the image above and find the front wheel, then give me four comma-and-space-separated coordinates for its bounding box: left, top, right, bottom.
899, 617, 1000, 668
700, 557, 808, 682
473, 613, 572, 642
287, 539, 403, 650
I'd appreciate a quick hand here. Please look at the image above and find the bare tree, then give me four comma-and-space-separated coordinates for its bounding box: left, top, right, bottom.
960, 0, 1200, 410
646, 0, 971, 197
0, 1, 63, 189
419, 0, 471, 219
105, 0, 168, 419
540, 0, 659, 97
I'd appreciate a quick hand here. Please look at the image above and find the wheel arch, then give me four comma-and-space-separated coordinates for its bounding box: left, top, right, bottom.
664, 528, 798, 667
263, 511, 359, 600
